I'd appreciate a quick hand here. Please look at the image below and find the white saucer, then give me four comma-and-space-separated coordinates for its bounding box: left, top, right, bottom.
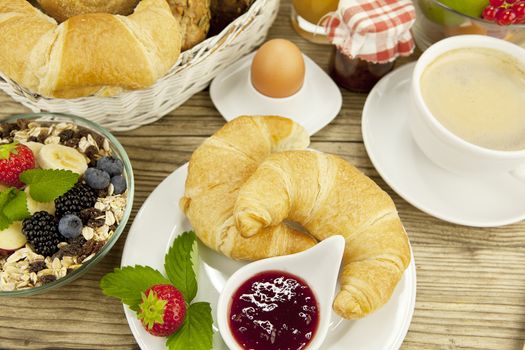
210, 52, 342, 135
121, 163, 416, 350
362, 63, 525, 227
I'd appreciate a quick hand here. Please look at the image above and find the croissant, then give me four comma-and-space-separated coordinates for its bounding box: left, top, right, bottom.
0, 0, 182, 98
35, 0, 140, 22
180, 116, 317, 260
35, 0, 210, 51
234, 150, 411, 319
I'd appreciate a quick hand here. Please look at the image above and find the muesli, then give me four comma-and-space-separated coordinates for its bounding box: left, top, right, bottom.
0, 120, 129, 291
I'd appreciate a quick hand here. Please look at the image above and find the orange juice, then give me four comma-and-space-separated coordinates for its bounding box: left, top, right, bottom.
291, 0, 339, 44
292, 0, 339, 24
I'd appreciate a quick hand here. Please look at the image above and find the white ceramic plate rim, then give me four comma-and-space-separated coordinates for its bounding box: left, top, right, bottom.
362, 63, 525, 227
121, 163, 417, 350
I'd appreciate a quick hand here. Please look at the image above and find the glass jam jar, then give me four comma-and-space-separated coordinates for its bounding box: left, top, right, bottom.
329, 47, 395, 93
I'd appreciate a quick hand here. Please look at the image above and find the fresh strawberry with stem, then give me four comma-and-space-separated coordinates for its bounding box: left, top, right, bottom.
0, 142, 35, 188
138, 284, 187, 337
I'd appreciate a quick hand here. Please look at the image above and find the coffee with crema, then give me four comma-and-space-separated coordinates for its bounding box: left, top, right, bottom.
420, 47, 525, 151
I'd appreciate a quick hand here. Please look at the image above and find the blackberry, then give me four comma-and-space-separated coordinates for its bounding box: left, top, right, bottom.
55, 183, 98, 218
22, 212, 62, 257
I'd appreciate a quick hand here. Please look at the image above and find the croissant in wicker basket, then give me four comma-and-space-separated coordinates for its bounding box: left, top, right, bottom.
0, 0, 182, 98
35, 0, 211, 51
0, 0, 279, 130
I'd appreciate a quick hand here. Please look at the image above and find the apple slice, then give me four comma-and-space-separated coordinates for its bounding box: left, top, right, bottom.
0, 222, 27, 256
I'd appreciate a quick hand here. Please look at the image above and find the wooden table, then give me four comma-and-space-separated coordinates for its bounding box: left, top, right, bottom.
1, 2, 525, 349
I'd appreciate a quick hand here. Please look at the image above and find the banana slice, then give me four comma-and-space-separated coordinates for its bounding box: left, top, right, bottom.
25, 187, 56, 215
37, 144, 88, 175
21, 141, 43, 161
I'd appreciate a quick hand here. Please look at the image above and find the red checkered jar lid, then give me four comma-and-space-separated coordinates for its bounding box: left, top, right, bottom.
325, 0, 416, 63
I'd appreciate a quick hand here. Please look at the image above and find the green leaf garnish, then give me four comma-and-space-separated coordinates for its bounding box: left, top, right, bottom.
0, 188, 30, 230
166, 302, 213, 350
3, 190, 30, 222
0, 188, 15, 230
20, 169, 79, 203
100, 232, 212, 349
100, 266, 171, 312
165, 231, 198, 303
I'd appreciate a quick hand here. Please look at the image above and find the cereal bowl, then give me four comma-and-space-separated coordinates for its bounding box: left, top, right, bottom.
0, 113, 134, 296
413, 0, 525, 50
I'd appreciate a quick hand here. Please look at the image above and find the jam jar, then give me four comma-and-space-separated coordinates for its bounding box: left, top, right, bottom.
324, 0, 416, 93
330, 47, 396, 93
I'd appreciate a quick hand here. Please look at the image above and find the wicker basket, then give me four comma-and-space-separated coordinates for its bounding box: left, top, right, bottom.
0, 0, 280, 131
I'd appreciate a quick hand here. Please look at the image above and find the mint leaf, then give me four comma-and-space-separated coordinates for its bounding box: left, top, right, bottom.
3, 190, 30, 222
165, 231, 198, 303
0, 188, 16, 230
100, 266, 171, 312
166, 302, 213, 350
20, 169, 79, 202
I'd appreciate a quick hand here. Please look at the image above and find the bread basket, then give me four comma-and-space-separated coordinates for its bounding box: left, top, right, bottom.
0, 0, 280, 131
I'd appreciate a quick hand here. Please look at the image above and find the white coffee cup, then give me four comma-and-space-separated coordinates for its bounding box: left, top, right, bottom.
409, 35, 525, 179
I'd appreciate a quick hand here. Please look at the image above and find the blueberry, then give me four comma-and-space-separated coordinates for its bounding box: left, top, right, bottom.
58, 214, 83, 239
96, 157, 123, 177
111, 175, 127, 195
85, 168, 110, 190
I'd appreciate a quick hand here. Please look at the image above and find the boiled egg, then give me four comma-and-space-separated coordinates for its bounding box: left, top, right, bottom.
251, 39, 305, 98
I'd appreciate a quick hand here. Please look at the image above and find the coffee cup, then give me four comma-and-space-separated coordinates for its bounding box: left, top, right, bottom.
409, 35, 525, 180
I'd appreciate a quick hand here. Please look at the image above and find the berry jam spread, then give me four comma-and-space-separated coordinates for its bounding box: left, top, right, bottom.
229, 270, 319, 350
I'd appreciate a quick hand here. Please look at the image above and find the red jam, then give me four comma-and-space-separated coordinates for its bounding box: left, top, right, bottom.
229, 270, 319, 350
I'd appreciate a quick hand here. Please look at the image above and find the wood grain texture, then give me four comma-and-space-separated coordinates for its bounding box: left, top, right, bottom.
1, 1, 525, 349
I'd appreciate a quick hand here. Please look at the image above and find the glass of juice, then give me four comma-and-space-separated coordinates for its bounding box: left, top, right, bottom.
291, 0, 339, 44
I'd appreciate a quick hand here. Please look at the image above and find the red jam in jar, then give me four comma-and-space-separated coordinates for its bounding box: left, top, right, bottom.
229, 270, 319, 350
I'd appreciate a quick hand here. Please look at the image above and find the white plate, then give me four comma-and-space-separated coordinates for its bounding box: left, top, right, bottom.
209, 52, 342, 136
362, 63, 525, 227
121, 163, 416, 350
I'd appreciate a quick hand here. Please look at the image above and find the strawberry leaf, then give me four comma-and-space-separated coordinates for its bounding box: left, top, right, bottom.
164, 231, 198, 303
0, 142, 18, 160
166, 302, 213, 350
20, 169, 79, 203
100, 266, 171, 312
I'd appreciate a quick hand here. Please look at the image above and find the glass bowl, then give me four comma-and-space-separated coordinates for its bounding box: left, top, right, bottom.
413, 0, 525, 50
0, 112, 134, 296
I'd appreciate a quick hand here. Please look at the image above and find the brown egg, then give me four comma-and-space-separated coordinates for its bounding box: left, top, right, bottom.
251, 39, 305, 98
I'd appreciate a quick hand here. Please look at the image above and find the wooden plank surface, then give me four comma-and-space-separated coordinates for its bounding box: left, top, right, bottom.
1, 1, 525, 349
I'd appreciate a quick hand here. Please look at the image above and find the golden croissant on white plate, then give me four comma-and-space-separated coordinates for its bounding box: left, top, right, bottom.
234, 150, 411, 319
180, 116, 317, 260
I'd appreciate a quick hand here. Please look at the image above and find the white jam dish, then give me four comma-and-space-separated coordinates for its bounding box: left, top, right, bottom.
217, 235, 346, 350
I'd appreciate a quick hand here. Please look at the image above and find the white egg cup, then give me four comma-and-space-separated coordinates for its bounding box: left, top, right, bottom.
210, 52, 342, 136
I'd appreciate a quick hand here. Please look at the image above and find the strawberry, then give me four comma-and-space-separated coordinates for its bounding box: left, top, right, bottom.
0, 143, 35, 188
138, 284, 187, 337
